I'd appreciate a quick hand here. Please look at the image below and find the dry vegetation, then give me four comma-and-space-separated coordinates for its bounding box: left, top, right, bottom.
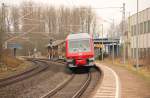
1, 50, 23, 68
0, 50, 33, 79
102, 57, 150, 82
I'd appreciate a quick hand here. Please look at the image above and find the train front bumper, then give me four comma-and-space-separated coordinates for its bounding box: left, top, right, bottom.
67, 58, 95, 68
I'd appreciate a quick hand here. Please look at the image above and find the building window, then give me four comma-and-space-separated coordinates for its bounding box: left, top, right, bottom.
140, 23, 144, 34
134, 25, 136, 36
144, 21, 147, 33
131, 25, 134, 36
139, 48, 142, 59
148, 20, 150, 32
146, 21, 148, 33
142, 48, 145, 58
144, 48, 146, 58
134, 48, 136, 59
138, 24, 140, 34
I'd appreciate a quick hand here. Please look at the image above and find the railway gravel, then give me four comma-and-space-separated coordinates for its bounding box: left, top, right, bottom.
0, 59, 102, 98
81, 68, 101, 98
0, 60, 70, 98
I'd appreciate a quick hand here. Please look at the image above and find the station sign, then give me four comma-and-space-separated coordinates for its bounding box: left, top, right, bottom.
94, 44, 104, 48
7, 43, 22, 49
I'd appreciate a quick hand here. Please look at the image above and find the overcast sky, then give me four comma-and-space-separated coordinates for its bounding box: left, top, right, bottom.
1, 0, 150, 33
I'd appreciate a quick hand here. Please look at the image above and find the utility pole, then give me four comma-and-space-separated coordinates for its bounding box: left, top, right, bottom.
128, 12, 131, 59
122, 3, 126, 64
136, 0, 139, 69
101, 24, 104, 61
0, 3, 5, 63
112, 18, 115, 64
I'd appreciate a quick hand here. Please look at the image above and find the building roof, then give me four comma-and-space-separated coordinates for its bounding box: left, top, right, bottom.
47, 40, 65, 47
66, 33, 91, 40
129, 7, 150, 19
52, 40, 65, 46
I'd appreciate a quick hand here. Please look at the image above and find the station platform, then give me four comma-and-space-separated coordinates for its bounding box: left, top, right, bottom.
92, 63, 120, 98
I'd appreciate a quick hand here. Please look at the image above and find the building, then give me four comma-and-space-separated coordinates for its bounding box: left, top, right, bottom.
47, 40, 65, 59
128, 7, 150, 59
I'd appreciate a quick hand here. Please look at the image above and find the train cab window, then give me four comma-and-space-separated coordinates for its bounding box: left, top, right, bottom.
68, 39, 91, 53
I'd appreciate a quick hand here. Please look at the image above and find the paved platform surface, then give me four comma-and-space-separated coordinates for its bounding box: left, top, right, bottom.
93, 63, 120, 98
93, 62, 150, 98
105, 63, 150, 98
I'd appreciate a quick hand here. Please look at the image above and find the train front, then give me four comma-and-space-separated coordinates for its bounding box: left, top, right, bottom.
66, 33, 95, 68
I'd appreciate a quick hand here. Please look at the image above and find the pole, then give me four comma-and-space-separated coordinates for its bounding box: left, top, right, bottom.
122, 3, 126, 64
112, 42, 114, 64
101, 24, 104, 61
128, 12, 131, 59
14, 48, 16, 57
112, 18, 115, 64
136, 0, 139, 69
0, 3, 5, 63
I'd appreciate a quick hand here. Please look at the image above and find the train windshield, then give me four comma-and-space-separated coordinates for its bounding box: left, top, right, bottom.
68, 39, 91, 53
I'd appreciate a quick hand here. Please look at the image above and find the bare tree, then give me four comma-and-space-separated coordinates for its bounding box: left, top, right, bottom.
11, 6, 20, 32
21, 2, 35, 32
0, 2, 97, 56
0, 3, 6, 63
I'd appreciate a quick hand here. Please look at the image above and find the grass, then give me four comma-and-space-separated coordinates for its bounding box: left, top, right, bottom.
0, 58, 33, 79
0, 50, 34, 79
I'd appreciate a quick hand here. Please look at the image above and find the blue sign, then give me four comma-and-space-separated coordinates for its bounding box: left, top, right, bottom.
7, 43, 22, 49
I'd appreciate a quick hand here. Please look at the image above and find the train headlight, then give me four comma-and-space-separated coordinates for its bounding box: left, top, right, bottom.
89, 58, 95, 61
67, 59, 73, 63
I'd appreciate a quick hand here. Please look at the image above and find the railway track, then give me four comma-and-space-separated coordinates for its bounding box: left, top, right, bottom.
72, 73, 91, 98
0, 58, 102, 98
40, 67, 101, 98
0, 59, 48, 88
38, 58, 66, 65
40, 73, 91, 98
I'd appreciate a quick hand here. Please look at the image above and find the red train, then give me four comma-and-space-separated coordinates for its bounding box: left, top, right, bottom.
66, 33, 95, 69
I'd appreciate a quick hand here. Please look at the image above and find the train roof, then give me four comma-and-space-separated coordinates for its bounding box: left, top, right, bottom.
66, 33, 91, 40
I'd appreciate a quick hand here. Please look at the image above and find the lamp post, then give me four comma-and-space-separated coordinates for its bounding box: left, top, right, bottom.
101, 24, 104, 61
122, 3, 126, 64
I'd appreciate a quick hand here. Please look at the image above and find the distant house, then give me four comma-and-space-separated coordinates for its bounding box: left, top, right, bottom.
46, 40, 65, 59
